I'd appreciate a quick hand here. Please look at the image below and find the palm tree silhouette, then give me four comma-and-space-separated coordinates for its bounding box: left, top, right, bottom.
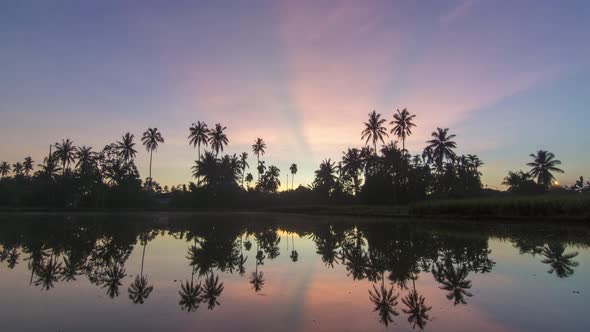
141, 127, 164, 187
188, 121, 209, 185
12, 162, 23, 176
252, 138, 267, 180
188, 121, 209, 160
53, 139, 76, 175
23, 157, 34, 176
128, 239, 154, 304
245, 173, 253, 189
289, 163, 297, 190
361, 110, 389, 156
102, 262, 127, 298
240, 152, 249, 188
433, 262, 473, 305
368, 275, 399, 327
502, 170, 531, 192
0, 161, 10, 178
75, 146, 96, 170
341, 148, 363, 194
116, 132, 138, 161
390, 108, 416, 154
541, 243, 579, 278
208, 123, 228, 156
426, 128, 457, 168
527, 150, 564, 187
202, 273, 224, 310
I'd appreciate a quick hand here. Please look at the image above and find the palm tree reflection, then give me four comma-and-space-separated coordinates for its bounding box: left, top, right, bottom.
202, 273, 224, 310
368, 276, 399, 327
541, 243, 579, 278
34, 251, 63, 291
289, 233, 299, 263
433, 262, 473, 305
102, 262, 126, 298
402, 274, 432, 330
179, 279, 202, 312
128, 235, 154, 304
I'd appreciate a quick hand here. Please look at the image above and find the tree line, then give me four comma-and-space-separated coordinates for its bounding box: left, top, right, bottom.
0, 109, 570, 208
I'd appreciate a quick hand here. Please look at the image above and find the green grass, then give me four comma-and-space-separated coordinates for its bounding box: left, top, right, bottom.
409, 195, 590, 220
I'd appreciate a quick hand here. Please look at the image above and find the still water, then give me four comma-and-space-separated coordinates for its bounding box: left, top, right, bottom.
0, 213, 588, 331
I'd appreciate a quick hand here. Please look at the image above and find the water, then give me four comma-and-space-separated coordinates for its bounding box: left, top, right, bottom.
0, 213, 588, 332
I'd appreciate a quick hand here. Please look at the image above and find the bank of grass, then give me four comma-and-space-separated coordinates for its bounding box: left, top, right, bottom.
409, 195, 590, 220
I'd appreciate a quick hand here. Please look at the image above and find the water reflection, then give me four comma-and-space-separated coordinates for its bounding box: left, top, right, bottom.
0, 214, 588, 331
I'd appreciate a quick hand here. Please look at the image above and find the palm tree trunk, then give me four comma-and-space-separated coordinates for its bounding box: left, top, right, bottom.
149, 150, 153, 187
292, 174, 294, 190
257, 154, 260, 181
141, 242, 146, 277
197, 143, 201, 186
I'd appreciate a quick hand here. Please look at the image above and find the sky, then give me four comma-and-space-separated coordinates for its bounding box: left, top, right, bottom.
1, 0, 589, 189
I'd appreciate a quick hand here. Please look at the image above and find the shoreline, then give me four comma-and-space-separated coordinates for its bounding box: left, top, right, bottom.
0, 204, 588, 223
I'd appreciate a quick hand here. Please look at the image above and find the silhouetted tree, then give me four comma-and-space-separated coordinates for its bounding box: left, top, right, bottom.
141, 127, 164, 187
116, 132, 138, 161
527, 150, 564, 188
426, 128, 456, 169
390, 108, 416, 154
289, 163, 297, 190
53, 139, 76, 175
252, 138, 266, 180
0, 161, 10, 178
208, 123, 228, 156
362, 110, 389, 156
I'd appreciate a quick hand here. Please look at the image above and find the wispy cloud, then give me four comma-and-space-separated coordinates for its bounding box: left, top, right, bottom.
440, 0, 478, 24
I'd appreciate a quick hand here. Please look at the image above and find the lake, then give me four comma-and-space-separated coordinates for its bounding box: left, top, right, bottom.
0, 213, 588, 331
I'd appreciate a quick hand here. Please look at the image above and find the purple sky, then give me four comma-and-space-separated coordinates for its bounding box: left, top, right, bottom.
1, 0, 589, 188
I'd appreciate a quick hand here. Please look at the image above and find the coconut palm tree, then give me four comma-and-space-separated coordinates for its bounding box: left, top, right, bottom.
12, 162, 23, 176
252, 138, 267, 180
141, 127, 164, 186
541, 243, 579, 278
361, 110, 389, 156
341, 148, 363, 194
245, 173, 253, 189
502, 171, 531, 192
208, 123, 228, 156
116, 132, 138, 161
75, 146, 95, 170
239, 152, 249, 188
289, 163, 297, 190
527, 150, 564, 187
188, 121, 209, 160
0, 162, 10, 178
202, 273, 224, 310
390, 108, 416, 154
53, 139, 76, 175
23, 157, 34, 176
426, 128, 457, 168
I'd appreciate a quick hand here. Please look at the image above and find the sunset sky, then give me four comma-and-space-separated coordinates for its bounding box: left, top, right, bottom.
1, 0, 589, 189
